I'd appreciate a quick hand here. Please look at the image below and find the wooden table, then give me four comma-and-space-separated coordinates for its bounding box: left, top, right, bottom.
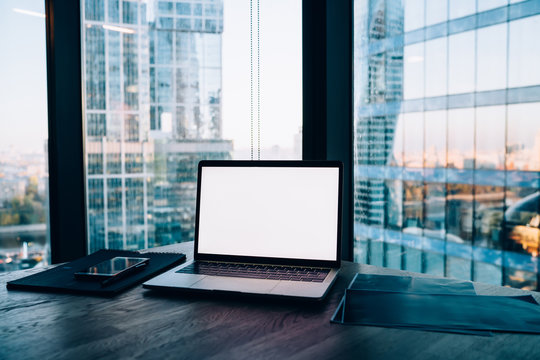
2, 241, 540, 360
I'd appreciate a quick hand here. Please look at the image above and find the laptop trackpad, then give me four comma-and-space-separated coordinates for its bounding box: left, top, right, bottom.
190, 276, 278, 294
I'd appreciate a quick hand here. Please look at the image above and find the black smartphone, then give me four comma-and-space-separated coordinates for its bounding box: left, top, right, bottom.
74, 256, 149, 282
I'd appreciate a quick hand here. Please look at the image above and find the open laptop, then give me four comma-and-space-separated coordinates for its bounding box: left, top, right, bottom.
143, 160, 343, 300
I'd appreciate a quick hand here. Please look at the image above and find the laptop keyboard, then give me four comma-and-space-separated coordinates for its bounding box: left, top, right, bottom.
176, 262, 330, 282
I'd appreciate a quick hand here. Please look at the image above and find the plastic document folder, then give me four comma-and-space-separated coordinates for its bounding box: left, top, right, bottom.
7, 249, 186, 297
332, 273, 540, 335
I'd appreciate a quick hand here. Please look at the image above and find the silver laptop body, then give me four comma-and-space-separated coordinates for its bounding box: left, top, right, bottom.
144, 160, 343, 300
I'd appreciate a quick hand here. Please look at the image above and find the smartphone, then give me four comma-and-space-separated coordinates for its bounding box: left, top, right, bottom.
74, 256, 149, 281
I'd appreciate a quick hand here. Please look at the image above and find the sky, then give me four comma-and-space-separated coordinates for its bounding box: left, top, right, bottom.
0, 0, 302, 154
221, 0, 302, 150
0, 0, 48, 153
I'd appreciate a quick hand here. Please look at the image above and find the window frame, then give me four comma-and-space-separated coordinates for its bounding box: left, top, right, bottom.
45, 0, 354, 262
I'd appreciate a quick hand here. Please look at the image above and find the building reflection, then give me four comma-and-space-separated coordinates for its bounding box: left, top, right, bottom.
353, 0, 540, 290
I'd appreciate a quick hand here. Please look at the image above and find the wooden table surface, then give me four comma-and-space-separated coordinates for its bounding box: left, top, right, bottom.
2, 241, 540, 360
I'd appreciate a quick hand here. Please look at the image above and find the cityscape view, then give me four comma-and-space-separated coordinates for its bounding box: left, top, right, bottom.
353, 0, 540, 290
0, 0, 302, 271
2, 0, 539, 292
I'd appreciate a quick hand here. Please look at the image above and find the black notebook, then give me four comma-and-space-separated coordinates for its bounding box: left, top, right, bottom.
7, 249, 186, 297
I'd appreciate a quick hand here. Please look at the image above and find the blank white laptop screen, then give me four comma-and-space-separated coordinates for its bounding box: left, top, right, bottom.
197, 166, 340, 261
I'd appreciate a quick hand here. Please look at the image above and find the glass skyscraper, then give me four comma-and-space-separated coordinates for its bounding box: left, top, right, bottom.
83, 0, 231, 253
353, 0, 540, 290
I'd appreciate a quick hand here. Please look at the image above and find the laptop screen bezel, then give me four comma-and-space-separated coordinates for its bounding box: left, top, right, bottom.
193, 160, 343, 268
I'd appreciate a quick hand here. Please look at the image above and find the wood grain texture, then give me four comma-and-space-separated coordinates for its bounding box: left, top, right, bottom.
1, 241, 540, 360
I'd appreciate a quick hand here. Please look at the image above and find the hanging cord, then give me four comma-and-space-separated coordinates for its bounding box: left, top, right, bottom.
257, 0, 261, 160
250, 0, 261, 160
250, 0, 254, 160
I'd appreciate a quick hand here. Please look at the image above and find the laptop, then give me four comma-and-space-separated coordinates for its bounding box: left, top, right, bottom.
143, 160, 343, 300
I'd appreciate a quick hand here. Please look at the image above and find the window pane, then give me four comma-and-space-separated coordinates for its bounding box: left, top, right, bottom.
424, 110, 446, 168
448, 108, 474, 169
386, 179, 403, 230
474, 185, 505, 249
426, 0, 447, 27
478, 0, 507, 12
447, 184, 473, 242
403, 181, 423, 230
476, 106, 505, 170
448, 31, 475, 94
0, 1, 49, 272
425, 37, 447, 97
403, 43, 424, 99
425, 183, 445, 239
477, 24, 507, 92
449, 0, 475, 20
403, 112, 423, 168
509, 15, 540, 88
82, 0, 302, 253
404, 0, 424, 32
507, 103, 540, 171
355, 0, 540, 291
504, 187, 539, 257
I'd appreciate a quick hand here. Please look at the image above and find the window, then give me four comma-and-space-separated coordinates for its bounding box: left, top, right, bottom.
0, 1, 49, 272
81, 0, 302, 253
353, 0, 540, 290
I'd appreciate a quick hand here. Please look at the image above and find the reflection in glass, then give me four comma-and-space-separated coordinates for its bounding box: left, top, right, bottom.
474, 262, 502, 286
353, 0, 540, 291
425, 38, 447, 97
404, 248, 422, 272
507, 103, 540, 171
370, 239, 384, 267
386, 180, 403, 230
448, 108, 474, 169
426, 0, 447, 26
403, 112, 423, 168
446, 184, 473, 242
447, 256, 470, 280
389, 115, 404, 166
504, 188, 540, 256
355, 179, 385, 226
386, 243, 402, 270
504, 268, 537, 291
448, 31, 475, 94
354, 236, 369, 264
478, 0, 507, 12
404, 0, 424, 32
477, 24, 507, 92
474, 185, 504, 249
403, 43, 424, 99
425, 183, 445, 239
424, 110, 446, 168
403, 181, 423, 230
449, 0, 476, 20
425, 252, 444, 276
476, 106, 505, 170
509, 15, 540, 88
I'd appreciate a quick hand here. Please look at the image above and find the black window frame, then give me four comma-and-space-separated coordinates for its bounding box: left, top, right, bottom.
45, 0, 353, 263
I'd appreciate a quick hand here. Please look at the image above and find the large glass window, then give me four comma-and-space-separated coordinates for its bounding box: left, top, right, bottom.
476, 106, 505, 170
507, 103, 540, 171
0, 1, 49, 272
82, 0, 302, 253
403, 43, 424, 100
448, 108, 474, 169
509, 15, 540, 88
353, 0, 540, 291
448, 30, 475, 94
477, 24, 507, 92
425, 38, 447, 98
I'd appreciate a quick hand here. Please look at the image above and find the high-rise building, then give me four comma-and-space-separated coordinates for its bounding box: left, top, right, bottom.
83, 0, 231, 253
354, 0, 540, 290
